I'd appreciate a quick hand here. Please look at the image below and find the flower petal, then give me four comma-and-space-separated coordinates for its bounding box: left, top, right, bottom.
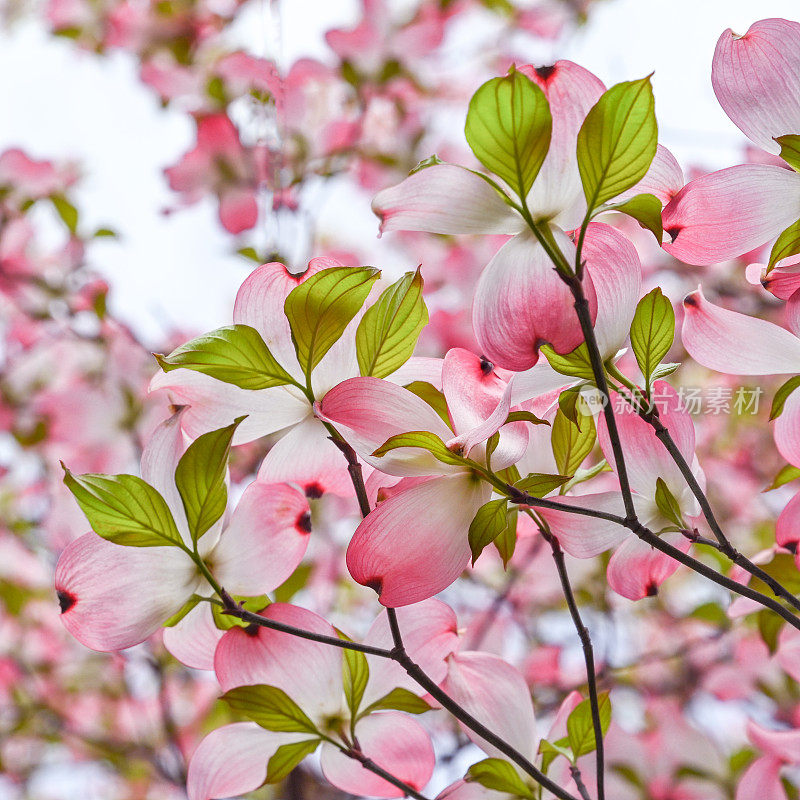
442, 651, 537, 762
163, 602, 223, 671
347, 474, 491, 606
606, 531, 689, 600
186, 722, 311, 800
712, 19, 800, 154
212, 482, 311, 596
775, 389, 800, 467
682, 288, 800, 374
371, 164, 524, 236
616, 144, 684, 205
214, 603, 343, 724
55, 533, 197, 651
748, 720, 800, 762
320, 712, 434, 798
735, 755, 785, 800
318, 377, 456, 476
473, 230, 595, 371
662, 164, 800, 265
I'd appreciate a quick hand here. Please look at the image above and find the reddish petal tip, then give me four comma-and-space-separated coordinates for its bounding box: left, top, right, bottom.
57, 589, 76, 614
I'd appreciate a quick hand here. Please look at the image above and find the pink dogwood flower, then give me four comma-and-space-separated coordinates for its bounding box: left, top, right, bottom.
55, 409, 311, 652
318, 347, 529, 606
188, 599, 458, 800
372, 60, 682, 370
737, 721, 800, 800
663, 18, 800, 265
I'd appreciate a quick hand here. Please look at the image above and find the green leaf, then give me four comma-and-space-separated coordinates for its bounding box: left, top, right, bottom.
757, 609, 785, 655
558, 386, 586, 427
372, 431, 467, 466
765, 463, 800, 492
467, 758, 534, 798
163, 594, 204, 627
769, 218, 800, 270
542, 343, 595, 381
514, 473, 570, 497
237, 246, 262, 263
464, 67, 552, 199
62, 466, 182, 547
175, 418, 243, 542
551, 409, 595, 477
566, 692, 612, 758
222, 685, 319, 733
605, 193, 663, 242
776, 134, 800, 172
410, 154, 445, 174
156, 325, 295, 390
356, 268, 428, 378
494, 505, 518, 567
273, 563, 313, 603
770, 375, 800, 420
539, 739, 574, 772
655, 477, 685, 528
505, 410, 549, 426
211, 594, 269, 631
650, 362, 680, 382
403, 381, 453, 430
749, 553, 800, 596
285, 266, 380, 376
92, 227, 118, 238
630, 287, 675, 387
468, 498, 509, 565
360, 687, 432, 716
265, 739, 320, 783
51, 193, 79, 233
341, 635, 370, 718
577, 76, 658, 211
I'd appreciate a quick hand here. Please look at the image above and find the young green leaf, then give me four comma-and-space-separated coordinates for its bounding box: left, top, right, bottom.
505, 410, 549, 426
769, 218, 800, 270
468, 498, 509, 564
410, 154, 445, 174
360, 687, 432, 717
467, 758, 534, 798
776, 134, 800, 172
494, 505, 518, 567
551, 409, 596, 477
211, 594, 270, 631
566, 692, 612, 758
654, 477, 685, 529
175, 418, 243, 543
539, 739, 574, 772
163, 594, 204, 627
577, 76, 658, 211
222, 685, 319, 733
765, 463, 800, 492
372, 430, 467, 466
604, 193, 663, 242
340, 635, 370, 718
62, 466, 182, 547
51, 193, 79, 233
770, 376, 800, 420
285, 266, 380, 376
356, 268, 428, 378
757, 609, 785, 655
514, 473, 570, 497
156, 325, 295, 390
265, 739, 320, 783
630, 287, 675, 386
464, 67, 552, 200
542, 343, 596, 382
403, 381, 453, 430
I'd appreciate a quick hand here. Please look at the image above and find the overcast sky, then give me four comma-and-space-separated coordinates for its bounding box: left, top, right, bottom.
1, 0, 798, 344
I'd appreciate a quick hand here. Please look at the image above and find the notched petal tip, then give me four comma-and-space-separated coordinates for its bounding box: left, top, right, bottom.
296, 511, 312, 534
57, 589, 76, 614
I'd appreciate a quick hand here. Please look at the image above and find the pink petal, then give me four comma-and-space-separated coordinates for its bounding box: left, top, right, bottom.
212, 482, 311, 596
536, 492, 627, 558
712, 19, 800, 154
582, 222, 642, 359
371, 164, 524, 236
662, 164, 800, 265
436, 780, 505, 800
163, 603, 223, 671
606, 531, 689, 600
317, 377, 456, 477
473, 230, 596, 371
597, 380, 694, 498
149, 368, 309, 444
616, 144, 684, 205
786, 288, 800, 338
214, 603, 343, 724
520, 61, 606, 228
55, 533, 197, 651
186, 722, 311, 800
320, 712, 434, 798
762, 258, 800, 300
387, 356, 444, 390
776, 489, 800, 551
774, 389, 800, 467
442, 651, 537, 761
346, 474, 491, 606
735, 755, 785, 800
218, 186, 258, 234
776, 625, 800, 683
362, 599, 459, 709
256, 416, 352, 497
748, 720, 800, 762
682, 288, 800, 374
